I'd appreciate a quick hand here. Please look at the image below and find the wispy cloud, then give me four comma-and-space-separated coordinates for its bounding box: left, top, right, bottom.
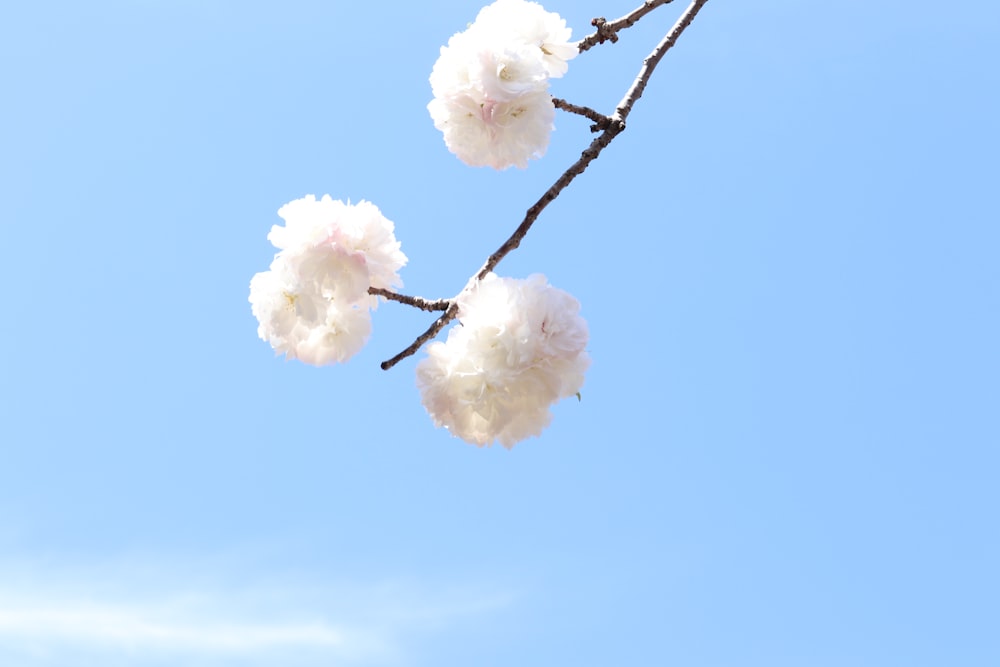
0, 602, 345, 651
0, 556, 516, 666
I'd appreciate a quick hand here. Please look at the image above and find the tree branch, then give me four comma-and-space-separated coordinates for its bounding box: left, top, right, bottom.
380, 302, 460, 370
368, 287, 450, 312
613, 0, 709, 121
473, 123, 625, 284
380, 0, 710, 371
577, 0, 676, 53
552, 97, 612, 131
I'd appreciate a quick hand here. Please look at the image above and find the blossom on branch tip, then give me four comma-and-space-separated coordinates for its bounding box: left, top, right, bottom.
428, 0, 577, 170
249, 196, 406, 365
268, 196, 407, 300
416, 273, 590, 448
472, 0, 578, 78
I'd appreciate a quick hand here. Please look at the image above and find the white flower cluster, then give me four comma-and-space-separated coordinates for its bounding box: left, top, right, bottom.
427, 0, 578, 170
249, 195, 406, 366
417, 273, 590, 448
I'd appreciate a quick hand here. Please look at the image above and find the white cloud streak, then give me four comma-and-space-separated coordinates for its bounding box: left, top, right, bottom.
0, 557, 516, 666
0, 603, 344, 651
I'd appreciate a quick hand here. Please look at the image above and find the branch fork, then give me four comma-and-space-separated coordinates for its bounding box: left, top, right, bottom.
379, 0, 709, 370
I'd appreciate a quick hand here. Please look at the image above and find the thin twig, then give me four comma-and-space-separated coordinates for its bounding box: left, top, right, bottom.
380, 121, 624, 373
614, 0, 709, 121
552, 97, 612, 131
380, 0, 709, 371
473, 124, 625, 283
482, 1, 710, 276
380, 302, 459, 370
368, 287, 450, 312
577, 0, 676, 53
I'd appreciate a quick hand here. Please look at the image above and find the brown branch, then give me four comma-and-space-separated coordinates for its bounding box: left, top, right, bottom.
614, 0, 709, 122
552, 97, 612, 132
368, 287, 450, 312
380, 302, 460, 370
473, 123, 625, 283
379, 120, 625, 372
577, 0, 676, 53
380, 0, 710, 370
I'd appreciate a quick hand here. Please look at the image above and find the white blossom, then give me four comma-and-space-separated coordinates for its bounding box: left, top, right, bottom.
428, 89, 555, 170
416, 273, 590, 448
472, 0, 578, 78
427, 0, 576, 170
250, 196, 406, 365
268, 195, 406, 298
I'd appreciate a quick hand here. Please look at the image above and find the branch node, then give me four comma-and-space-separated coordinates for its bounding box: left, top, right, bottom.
589, 17, 619, 44
379, 0, 710, 370
552, 96, 612, 131
369, 287, 451, 312
578, 0, 678, 53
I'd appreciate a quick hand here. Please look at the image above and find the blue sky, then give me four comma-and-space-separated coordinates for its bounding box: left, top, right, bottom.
1, 0, 998, 665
